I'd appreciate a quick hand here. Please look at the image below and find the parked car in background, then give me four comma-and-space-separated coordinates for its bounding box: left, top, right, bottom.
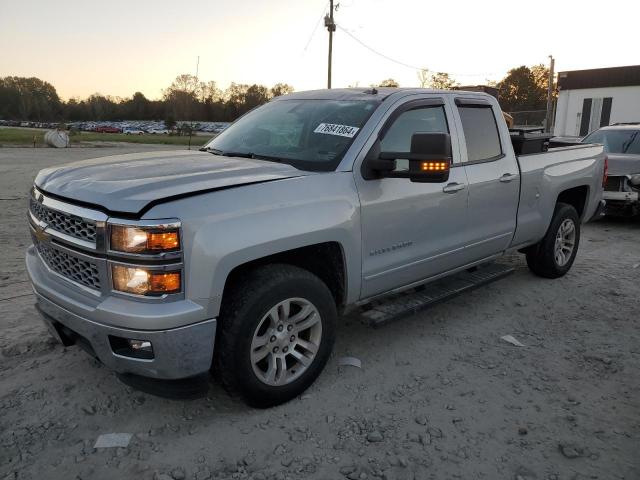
582, 123, 640, 216
123, 128, 145, 135
147, 128, 169, 135
94, 126, 121, 133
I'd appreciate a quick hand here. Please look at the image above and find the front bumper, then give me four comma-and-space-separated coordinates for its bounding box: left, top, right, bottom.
35, 293, 216, 379
27, 246, 216, 380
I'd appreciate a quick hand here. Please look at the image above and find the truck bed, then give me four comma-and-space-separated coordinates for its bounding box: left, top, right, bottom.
511, 143, 605, 248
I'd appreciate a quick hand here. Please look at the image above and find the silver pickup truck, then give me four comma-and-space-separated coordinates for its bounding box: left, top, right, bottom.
26, 88, 606, 406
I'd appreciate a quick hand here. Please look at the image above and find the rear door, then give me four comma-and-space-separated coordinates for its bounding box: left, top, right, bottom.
355, 95, 471, 298
451, 96, 520, 259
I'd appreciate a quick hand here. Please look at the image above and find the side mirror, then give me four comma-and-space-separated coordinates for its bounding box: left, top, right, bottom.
362, 132, 452, 183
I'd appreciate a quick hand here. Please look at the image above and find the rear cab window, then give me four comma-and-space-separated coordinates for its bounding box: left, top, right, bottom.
456, 99, 503, 163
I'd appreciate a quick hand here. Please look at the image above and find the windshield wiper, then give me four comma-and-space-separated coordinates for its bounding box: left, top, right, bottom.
201, 147, 222, 154
203, 148, 284, 163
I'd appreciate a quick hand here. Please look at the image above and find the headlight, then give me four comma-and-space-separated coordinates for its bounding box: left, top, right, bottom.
630, 174, 640, 187
112, 265, 181, 296
110, 224, 180, 254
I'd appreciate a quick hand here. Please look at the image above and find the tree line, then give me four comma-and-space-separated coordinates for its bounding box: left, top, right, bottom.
0, 74, 294, 123
0, 65, 553, 123
375, 64, 554, 112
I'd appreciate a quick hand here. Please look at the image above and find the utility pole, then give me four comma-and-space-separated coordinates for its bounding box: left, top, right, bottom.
325, 0, 336, 89
189, 55, 200, 151
545, 55, 555, 133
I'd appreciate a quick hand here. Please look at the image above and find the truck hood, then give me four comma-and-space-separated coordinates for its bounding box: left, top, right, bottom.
35, 150, 307, 215
607, 153, 640, 176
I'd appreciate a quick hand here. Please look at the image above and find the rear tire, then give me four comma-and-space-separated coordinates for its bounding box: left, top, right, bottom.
214, 264, 337, 408
526, 202, 580, 278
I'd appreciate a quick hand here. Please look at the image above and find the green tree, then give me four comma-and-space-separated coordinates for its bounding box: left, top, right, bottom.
497, 65, 550, 112
163, 74, 201, 120
0, 76, 62, 121
429, 72, 459, 90
122, 92, 151, 119
245, 84, 271, 110
201, 81, 222, 103
378, 78, 399, 87
270, 83, 294, 97
223, 83, 272, 119
0, 74, 294, 123
164, 114, 177, 131
85, 94, 119, 120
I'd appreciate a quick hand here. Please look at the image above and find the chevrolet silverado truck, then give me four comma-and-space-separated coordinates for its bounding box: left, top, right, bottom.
26, 88, 606, 407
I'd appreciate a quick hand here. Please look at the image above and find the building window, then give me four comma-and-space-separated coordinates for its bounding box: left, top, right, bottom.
580, 97, 613, 136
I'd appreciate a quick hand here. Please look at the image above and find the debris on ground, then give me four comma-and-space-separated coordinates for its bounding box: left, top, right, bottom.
94, 433, 133, 448
500, 334, 526, 347
338, 356, 362, 368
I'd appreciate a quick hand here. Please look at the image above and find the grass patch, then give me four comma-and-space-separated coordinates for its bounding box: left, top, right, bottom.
72, 131, 211, 146
0, 127, 46, 146
0, 127, 211, 147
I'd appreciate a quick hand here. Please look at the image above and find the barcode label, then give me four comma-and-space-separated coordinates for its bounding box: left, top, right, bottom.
313, 123, 359, 138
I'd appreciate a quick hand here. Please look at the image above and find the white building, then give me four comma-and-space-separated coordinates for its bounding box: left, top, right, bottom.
553, 65, 640, 137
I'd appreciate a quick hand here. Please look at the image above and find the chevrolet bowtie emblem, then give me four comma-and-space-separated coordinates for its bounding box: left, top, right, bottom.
34, 224, 50, 243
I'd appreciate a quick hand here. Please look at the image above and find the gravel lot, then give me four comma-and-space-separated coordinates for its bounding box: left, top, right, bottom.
1, 147, 639, 480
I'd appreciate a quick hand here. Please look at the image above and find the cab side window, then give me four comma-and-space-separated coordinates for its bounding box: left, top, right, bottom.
457, 105, 502, 162
381, 106, 449, 171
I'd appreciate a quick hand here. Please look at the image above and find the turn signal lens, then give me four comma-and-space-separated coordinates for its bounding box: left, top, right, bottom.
420, 161, 448, 172
111, 225, 180, 254
112, 265, 181, 296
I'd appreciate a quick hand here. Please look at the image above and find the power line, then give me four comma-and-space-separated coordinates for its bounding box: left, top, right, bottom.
336, 25, 426, 71
336, 25, 504, 78
303, 1, 330, 52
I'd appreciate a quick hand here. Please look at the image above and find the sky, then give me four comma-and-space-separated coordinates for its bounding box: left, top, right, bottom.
2, 0, 640, 100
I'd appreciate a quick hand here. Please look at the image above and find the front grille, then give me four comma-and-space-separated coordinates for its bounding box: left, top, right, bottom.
30, 198, 97, 243
604, 176, 623, 192
35, 240, 101, 290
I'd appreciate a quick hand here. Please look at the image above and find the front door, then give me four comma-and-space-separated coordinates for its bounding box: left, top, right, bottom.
355, 96, 470, 299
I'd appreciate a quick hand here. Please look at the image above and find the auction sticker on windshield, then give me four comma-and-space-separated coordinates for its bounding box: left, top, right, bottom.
313, 123, 360, 138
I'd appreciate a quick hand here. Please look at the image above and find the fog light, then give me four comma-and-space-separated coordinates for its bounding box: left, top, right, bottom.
129, 340, 152, 351
109, 336, 154, 359
112, 265, 181, 296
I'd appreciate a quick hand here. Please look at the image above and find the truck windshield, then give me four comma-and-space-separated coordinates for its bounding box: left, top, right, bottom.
203, 99, 379, 171
583, 129, 640, 154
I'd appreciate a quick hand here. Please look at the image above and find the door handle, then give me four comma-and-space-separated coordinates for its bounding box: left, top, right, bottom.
442, 182, 466, 193
499, 173, 518, 183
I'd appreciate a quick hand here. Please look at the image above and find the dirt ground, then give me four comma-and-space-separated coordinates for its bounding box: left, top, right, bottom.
1, 146, 639, 480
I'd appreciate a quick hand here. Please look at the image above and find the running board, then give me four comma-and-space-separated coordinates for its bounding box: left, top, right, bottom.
356, 262, 515, 327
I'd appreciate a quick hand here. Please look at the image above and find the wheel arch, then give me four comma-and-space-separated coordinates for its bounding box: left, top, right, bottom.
221, 242, 348, 314
556, 185, 589, 219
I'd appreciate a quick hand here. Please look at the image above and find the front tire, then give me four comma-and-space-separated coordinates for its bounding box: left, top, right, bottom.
215, 264, 337, 408
526, 202, 580, 278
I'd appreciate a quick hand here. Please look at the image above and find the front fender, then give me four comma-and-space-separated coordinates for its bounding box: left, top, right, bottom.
144, 173, 362, 319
